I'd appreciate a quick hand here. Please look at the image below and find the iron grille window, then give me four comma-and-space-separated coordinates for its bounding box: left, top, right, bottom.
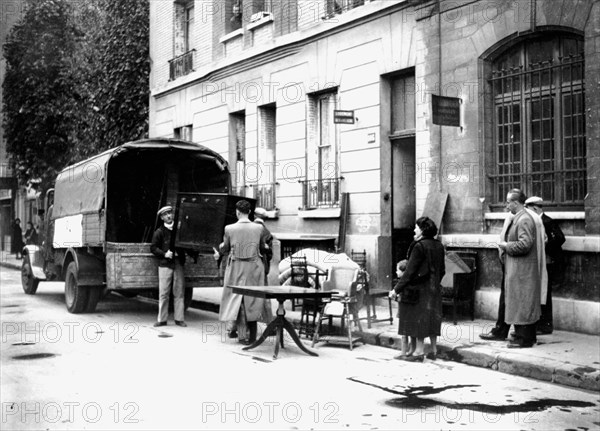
489, 35, 586, 207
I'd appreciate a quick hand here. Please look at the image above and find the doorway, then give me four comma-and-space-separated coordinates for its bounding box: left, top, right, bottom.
391, 136, 416, 266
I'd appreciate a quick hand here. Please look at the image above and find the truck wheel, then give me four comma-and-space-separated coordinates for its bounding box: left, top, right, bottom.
65, 262, 89, 314
21, 257, 39, 295
184, 288, 194, 310
85, 286, 102, 313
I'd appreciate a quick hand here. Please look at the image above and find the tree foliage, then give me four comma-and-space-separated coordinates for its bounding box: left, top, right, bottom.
2, 0, 149, 191
3, 0, 83, 189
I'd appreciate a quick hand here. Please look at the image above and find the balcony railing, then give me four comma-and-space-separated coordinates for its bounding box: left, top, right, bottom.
299, 178, 342, 210
169, 49, 195, 81
248, 183, 278, 211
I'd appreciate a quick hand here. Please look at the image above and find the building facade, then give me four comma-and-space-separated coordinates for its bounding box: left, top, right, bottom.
149, 0, 600, 333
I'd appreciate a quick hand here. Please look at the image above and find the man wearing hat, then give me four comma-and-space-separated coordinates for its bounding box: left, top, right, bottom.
525, 196, 565, 335
150, 205, 187, 327
215, 200, 272, 344
253, 207, 273, 284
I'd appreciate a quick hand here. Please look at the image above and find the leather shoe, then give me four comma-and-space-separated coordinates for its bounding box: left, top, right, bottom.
238, 339, 253, 346
426, 352, 437, 360
227, 330, 238, 339
175, 321, 187, 327
402, 354, 424, 362
153, 321, 167, 327
479, 332, 506, 341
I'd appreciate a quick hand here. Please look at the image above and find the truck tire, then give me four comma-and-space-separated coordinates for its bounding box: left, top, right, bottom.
65, 262, 89, 314
85, 286, 102, 313
21, 256, 39, 295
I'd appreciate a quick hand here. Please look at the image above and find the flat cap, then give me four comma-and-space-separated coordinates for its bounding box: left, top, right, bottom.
524, 196, 544, 206
254, 207, 268, 219
157, 205, 173, 216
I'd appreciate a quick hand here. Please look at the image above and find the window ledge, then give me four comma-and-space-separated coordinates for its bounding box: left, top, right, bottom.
247, 14, 273, 31
219, 28, 244, 44
485, 211, 585, 220
440, 234, 599, 253
298, 207, 341, 219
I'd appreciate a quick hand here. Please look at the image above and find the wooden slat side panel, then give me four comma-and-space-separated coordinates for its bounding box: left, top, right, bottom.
82, 213, 105, 246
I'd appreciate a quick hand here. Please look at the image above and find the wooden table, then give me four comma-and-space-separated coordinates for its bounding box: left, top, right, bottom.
230, 285, 334, 359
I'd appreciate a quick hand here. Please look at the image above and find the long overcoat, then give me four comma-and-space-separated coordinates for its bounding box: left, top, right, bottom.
393, 238, 446, 338
503, 209, 544, 325
219, 219, 273, 322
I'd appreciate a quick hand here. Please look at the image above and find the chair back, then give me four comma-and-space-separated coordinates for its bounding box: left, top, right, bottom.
322, 264, 359, 296
350, 249, 367, 270
290, 256, 310, 288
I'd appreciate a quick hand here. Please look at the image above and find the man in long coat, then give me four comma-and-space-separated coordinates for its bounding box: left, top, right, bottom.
216, 200, 273, 344
498, 189, 546, 348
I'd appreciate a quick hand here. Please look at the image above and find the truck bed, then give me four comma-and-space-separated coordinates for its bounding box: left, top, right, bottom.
105, 242, 222, 290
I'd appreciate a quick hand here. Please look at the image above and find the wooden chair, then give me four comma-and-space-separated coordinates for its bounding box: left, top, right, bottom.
311, 264, 363, 350
297, 268, 327, 338
351, 249, 393, 328
441, 251, 478, 325
289, 256, 310, 311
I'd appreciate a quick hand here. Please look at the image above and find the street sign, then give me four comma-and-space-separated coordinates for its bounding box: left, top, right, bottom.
333, 110, 355, 124
432, 95, 461, 127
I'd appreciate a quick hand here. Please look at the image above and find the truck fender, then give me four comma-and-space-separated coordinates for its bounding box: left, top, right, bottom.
61, 249, 105, 287
23, 245, 47, 280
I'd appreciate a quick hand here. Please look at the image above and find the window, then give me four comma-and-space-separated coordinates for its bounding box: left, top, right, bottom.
302, 91, 341, 209
324, 0, 364, 18
489, 34, 585, 207
255, 104, 277, 210
174, 125, 193, 141
170, 1, 195, 80
391, 74, 416, 135
227, 0, 243, 33
174, 1, 194, 55
229, 112, 246, 196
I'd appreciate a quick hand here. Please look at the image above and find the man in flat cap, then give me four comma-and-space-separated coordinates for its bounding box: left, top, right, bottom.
525, 196, 565, 335
253, 207, 273, 284
151, 205, 187, 327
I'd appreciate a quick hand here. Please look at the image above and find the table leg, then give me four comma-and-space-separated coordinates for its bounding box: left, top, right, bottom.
242, 317, 279, 351
281, 317, 318, 357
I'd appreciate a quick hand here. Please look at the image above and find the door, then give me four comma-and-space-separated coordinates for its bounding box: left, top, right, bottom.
391, 136, 416, 267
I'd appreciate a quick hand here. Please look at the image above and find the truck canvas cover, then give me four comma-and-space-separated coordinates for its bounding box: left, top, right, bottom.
52, 139, 229, 220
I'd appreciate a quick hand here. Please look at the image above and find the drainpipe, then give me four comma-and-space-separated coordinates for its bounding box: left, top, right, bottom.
436, 0, 443, 192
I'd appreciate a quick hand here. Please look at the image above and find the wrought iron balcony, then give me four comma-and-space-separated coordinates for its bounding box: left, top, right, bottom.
299, 178, 342, 210
248, 183, 278, 211
169, 49, 195, 81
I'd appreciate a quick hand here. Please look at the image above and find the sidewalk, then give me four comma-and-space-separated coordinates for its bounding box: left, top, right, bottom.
191, 287, 600, 392
2, 250, 598, 392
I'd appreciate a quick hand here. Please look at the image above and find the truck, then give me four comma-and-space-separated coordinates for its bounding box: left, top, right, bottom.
21, 138, 249, 313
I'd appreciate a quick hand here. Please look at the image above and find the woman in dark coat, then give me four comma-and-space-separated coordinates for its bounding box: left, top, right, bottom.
11, 218, 23, 259
390, 216, 445, 362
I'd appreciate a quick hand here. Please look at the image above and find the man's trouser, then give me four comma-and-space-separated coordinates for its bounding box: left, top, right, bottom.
158, 262, 185, 322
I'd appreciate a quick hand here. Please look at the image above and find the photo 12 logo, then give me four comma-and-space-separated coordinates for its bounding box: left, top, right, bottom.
1, 402, 140, 424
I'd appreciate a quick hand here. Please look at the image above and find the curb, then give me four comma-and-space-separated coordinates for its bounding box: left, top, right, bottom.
0, 261, 21, 271
352, 328, 600, 392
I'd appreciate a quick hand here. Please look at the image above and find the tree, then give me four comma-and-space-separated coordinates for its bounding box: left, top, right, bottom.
92, 0, 149, 152
3, 0, 150, 190
2, 0, 83, 190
